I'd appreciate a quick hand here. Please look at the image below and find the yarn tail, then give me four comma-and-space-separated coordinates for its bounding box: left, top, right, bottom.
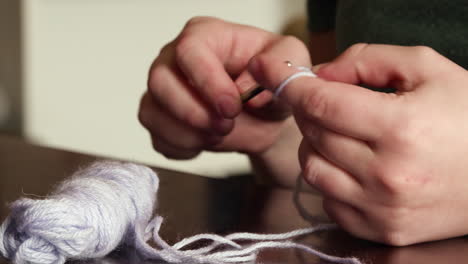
136, 216, 361, 264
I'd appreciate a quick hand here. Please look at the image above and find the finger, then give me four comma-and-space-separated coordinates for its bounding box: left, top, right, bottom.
236, 69, 292, 121
295, 116, 374, 183
208, 112, 280, 154
151, 136, 201, 160
148, 47, 234, 135
299, 140, 363, 205
243, 35, 312, 109
235, 69, 273, 108
139, 92, 223, 150
315, 43, 459, 90
249, 51, 396, 141
235, 35, 311, 107
322, 198, 378, 242
175, 38, 241, 118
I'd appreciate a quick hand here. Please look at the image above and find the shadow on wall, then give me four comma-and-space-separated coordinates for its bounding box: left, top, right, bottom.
0, 0, 22, 135
279, 0, 308, 42
282, 16, 309, 42
0, 83, 11, 129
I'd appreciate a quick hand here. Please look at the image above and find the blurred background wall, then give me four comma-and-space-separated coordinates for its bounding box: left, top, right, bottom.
0, 0, 307, 177
0, 0, 22, 134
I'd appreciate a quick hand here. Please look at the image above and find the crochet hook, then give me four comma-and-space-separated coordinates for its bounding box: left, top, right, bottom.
240, 85, 265, 104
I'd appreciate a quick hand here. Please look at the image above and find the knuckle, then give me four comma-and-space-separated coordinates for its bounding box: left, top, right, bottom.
343, 43, 369, 58
383, 205, 409, 224
279, 35, 310, 59
148, 65, 168, 94
159, 150, 179, 160
149, 43, 174, 71
185, 16, 213, 27
301, 87, 330, 120
302, 155, 322, 187
303, 127, 332, 157
158, 42, 173, 57
378, 216, 412, 246
151, 137, 164, 153
387, 126, 412, 148
281, 35, 306, 49
152, 138, 200, 160
380, 230, 406, 246
372, 162, 424, 200
301, 121, 322, 142
253, 52, 273, 71
175, 35, 197, 63
373, 164, 406, 196
138, 96, 153, 130
176, 135, 203, 150
368, 206, 412, 246
148, 66, 212, 130
137, 107, 150, 129
197, 69, 219, 91
411, 45, 438, 62
385, 110, 422, 146
181, 107, 209, 129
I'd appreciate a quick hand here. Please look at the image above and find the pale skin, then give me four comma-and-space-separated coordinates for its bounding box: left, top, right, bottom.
139, 17, 468, 246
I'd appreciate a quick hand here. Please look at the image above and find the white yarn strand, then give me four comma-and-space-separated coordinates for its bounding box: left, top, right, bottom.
0, 161, 362, 264
274, 66, 317, 98
293, 174, 331, 224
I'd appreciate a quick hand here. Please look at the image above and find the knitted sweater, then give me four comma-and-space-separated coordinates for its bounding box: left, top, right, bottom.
307, 0, 468, 69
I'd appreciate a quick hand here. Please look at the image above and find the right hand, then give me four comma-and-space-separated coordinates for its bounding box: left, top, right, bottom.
138, 17, 311, 161
249, 43, 468, 245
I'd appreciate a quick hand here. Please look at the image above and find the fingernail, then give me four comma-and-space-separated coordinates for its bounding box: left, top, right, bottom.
217, 94, 239, 118
212, 117, 234, 135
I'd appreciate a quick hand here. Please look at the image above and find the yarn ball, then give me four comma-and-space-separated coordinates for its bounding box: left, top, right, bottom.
0, 161, 158, 264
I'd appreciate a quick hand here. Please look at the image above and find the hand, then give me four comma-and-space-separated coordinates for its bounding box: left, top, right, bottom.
139, 17, 311, 186
249, 43, 468, 245
139, 17, 302, 158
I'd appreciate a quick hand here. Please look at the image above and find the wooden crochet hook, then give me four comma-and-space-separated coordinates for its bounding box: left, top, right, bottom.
240, 85, 265, 104
241, 61, 296, 103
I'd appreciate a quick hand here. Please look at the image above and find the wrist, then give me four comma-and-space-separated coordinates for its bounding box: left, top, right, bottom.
248, 117, 302, 188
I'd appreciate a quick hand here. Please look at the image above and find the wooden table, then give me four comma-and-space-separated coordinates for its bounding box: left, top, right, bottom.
1, 135, 468, 264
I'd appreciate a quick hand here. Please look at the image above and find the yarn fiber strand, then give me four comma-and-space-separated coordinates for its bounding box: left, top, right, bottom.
0, 162, 159, 264
0, 161, 361, 264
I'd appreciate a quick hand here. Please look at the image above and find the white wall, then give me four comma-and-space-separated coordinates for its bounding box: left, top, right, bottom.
21, 0, 306, 177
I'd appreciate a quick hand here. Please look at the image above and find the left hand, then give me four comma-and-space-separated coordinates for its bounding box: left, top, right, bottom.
249, 43, 468, 246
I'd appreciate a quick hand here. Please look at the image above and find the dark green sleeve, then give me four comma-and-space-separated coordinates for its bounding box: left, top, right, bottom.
307, 0, 337, 32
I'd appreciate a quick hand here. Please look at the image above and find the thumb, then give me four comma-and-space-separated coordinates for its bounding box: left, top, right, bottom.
248, 49, 397, 141
315, 43, 457, 90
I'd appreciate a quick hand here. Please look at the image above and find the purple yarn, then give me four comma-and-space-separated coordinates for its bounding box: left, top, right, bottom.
0, 161, 158, 264
0, 161, 361, 264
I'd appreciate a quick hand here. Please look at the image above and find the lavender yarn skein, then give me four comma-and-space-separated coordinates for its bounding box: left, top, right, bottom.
0, 161, 159, 264
0, 160, 361, 264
